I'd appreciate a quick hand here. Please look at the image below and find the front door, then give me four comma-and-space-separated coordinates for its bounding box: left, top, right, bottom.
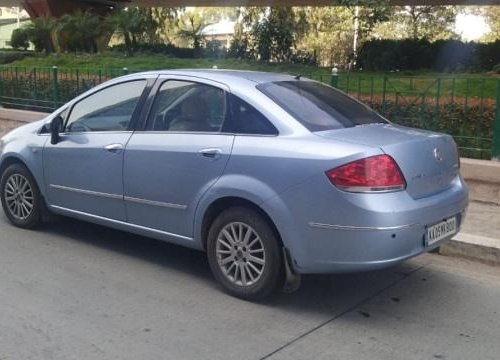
43, 79, 149, 221
124, 78, 234, 238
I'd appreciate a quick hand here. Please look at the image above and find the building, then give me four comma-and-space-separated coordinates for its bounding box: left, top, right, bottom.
0, 7, 30, 48
200, 20, 236, 50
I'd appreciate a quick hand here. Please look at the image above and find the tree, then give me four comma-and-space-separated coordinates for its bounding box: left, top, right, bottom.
10, 27, 30, 50
234, 7, 307, 62
109, 8, 149, 54
25, 16, 56, 53
297, 5, 390, 67
481, 6, 500, 42
372, 6, 458, 41
195, 7, 238, 23
58, 10, 101, 52
176, 11, 207, 52
298, 7, 354, 66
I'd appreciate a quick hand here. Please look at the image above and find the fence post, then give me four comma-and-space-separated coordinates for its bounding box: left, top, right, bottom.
435, 78, 441, 129
52, 66, 59, 110
330, 67, 338, 88
0, 72, 3, 104
492, 80, 500, 160
122, 67, 129, 76
382, 76, 388, 113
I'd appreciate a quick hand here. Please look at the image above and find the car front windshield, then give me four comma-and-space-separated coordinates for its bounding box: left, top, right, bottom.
257, 80, 387, 132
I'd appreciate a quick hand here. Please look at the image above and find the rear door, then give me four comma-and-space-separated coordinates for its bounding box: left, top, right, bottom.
123, 76, 234, 238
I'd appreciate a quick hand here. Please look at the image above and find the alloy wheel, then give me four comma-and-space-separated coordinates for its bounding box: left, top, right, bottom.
4, 173, 34, 221
216, 222, 266, 287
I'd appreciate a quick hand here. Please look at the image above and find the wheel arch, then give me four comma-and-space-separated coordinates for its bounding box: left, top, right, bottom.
0, 155, 30, 178
0, 155, 45, 198
199, 196, 284, 252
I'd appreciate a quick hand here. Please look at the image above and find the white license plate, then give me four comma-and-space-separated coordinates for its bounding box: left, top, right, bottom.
426, 217, 457, 247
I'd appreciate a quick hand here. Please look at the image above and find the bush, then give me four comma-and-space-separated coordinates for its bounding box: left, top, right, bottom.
358, 39, 500, 72
10, 28, 30, 51
0, 51, 32, 64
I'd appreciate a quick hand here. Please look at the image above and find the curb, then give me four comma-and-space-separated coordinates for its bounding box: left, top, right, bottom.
439, 232, 500, 266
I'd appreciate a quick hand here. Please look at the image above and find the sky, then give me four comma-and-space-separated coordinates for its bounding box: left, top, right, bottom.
454, 13, 490, 41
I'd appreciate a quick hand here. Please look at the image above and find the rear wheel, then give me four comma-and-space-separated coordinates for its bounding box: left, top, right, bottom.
1, 163, 42, 229
207, 207, 283, 300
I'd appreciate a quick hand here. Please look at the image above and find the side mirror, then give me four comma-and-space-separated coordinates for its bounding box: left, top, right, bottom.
50, 116, 63, 145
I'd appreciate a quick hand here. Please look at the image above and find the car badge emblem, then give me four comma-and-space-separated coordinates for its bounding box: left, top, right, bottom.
433, 148, 442, 162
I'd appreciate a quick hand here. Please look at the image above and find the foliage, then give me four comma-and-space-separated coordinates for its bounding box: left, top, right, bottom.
481, 6, 500, 42
57, 10, 103, 53
358, 39, 500, 71
10, 28, 30, 51
25, 16, 56, 53
231, 7, 308, 62
108, 7, 180, 54
176, 10, 207, 52
372, 6, 457, 41
0, 51, 32, 65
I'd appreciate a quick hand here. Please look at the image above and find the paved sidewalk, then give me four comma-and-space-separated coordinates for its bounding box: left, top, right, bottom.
461, 201, 500, 239
442, 201, 500, 265
0, 108, 47, 136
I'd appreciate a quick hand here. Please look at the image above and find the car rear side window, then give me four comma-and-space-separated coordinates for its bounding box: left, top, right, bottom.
223, 95, 278, 135
257, 81, 387, 132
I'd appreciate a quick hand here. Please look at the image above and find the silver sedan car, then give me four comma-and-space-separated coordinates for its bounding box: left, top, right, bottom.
0, 70, 468, 299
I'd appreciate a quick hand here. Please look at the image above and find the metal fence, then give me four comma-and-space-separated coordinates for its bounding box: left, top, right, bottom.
0, 65, 499, 160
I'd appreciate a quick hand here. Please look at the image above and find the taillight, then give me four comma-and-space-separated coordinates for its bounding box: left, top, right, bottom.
326, 155, 406, 193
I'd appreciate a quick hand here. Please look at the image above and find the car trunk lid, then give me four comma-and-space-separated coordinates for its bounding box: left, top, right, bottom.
316, 124, 460, 199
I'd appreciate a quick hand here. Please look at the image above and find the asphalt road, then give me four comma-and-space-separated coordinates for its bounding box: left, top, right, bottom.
1, 213, 500, 360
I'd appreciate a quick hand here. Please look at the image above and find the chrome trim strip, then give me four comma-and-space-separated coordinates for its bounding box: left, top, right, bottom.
308, 222, 419, 231
50, 184, 122, 200
124, 196, 187, 210
49, 205, 193, 241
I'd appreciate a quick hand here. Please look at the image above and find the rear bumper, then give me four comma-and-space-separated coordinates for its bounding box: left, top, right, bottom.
298, 211, 465, 274
265, 174, 469, 274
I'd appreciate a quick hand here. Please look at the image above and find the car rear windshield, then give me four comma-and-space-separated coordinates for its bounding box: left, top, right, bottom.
257, 80, 387, 132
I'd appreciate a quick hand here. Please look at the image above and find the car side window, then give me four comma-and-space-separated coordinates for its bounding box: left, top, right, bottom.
148, 80, 227, 133
66, 80, 147, 133
225, 95, 278, 135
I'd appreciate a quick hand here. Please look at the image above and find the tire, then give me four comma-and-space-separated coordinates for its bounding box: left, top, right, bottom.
207, 206, 283, 300
0, 163, 43, 229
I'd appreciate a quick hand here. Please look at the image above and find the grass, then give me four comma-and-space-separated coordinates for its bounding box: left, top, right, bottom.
3, 52, 500, 99
5, 52, 330, 76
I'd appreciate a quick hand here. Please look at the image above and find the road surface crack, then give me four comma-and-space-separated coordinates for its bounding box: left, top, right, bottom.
259, 265, 424, 360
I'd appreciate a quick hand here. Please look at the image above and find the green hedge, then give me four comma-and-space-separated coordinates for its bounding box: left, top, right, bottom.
0, 51, 33, 65
358, 39, 500, 72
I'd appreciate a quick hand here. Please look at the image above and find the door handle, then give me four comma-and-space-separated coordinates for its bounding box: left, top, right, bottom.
104, 143, 124, 154
199, 148, 222, 159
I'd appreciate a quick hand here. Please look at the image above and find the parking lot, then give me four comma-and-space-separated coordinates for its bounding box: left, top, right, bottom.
1, 213, 499, 360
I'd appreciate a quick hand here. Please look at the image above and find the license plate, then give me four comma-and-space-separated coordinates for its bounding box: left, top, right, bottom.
426, 217, 457, 247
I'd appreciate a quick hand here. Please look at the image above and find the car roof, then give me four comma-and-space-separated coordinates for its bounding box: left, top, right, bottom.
131, 69, 299, 87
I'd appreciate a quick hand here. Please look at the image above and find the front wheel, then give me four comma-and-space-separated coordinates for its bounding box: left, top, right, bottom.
0, 163, 43, 229
207, 207, 283, 300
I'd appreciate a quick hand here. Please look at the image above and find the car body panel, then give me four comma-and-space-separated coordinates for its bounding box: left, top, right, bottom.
124, 132, 234, 238
44, 132, 133, 220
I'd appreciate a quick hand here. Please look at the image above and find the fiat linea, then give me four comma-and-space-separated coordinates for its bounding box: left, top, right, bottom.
0, 70, 468, 299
